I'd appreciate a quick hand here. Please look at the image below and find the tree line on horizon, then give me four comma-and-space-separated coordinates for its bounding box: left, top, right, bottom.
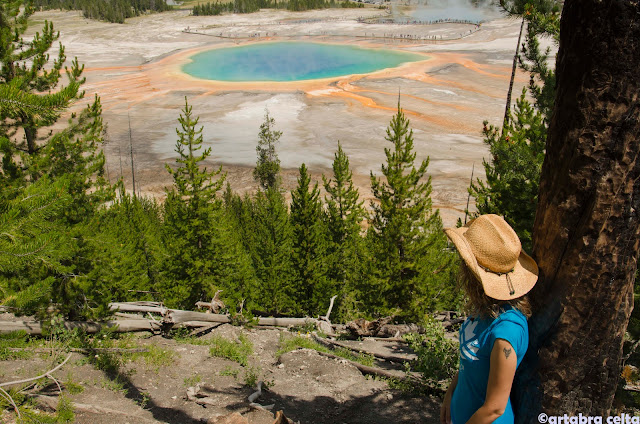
191, 0, 362, 15
33, 0, 172, 23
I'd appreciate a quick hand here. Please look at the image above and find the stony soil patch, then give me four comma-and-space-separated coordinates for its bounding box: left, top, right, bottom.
0, 324, 442, 423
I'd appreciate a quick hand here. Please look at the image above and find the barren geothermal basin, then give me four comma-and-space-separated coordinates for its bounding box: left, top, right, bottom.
32, 7, 542, 226
182, 42, 427, 82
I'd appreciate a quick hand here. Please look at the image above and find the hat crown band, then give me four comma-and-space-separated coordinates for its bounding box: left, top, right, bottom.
464, 216, 520, 274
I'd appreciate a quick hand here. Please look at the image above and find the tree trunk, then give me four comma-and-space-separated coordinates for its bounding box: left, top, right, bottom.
515, 0, 640, 419
502, 16, 525, 133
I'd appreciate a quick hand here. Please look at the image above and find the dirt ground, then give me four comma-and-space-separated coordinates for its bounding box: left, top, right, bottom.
0, 324, 445, 424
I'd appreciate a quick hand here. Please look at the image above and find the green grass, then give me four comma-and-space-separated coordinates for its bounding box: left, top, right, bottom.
175, 333, 254, 366
0, 331, 46, 360
220, 365, 240, 378
98, 377, 128, 395
183, 374, 202, 387
131, 345, 176, 372
277, 334, 375, 367
208, 334, 253, 366
63, 372, 85, 395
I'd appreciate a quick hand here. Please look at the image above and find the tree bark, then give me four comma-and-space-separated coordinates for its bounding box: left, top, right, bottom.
515, 0, 640, 419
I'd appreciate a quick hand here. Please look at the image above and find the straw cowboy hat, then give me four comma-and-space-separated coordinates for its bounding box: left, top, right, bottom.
444, 214, 538, 301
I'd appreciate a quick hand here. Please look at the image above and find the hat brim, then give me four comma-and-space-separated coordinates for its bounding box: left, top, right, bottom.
444, 226, 538, 301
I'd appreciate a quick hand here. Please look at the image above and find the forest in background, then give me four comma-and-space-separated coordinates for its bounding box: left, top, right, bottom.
32, 0, 364, 23
33, 0, 172, 23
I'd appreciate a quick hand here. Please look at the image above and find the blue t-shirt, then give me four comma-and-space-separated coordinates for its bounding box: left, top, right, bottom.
450, 305, 528, 424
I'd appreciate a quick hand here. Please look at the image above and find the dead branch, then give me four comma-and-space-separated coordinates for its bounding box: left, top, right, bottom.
6, 347, 149, 353
195, 290, 225, 313
0, 352, 72, 388
248, 380, 275, 411
323, 295, 338, 321
0, 386, 21, 420
109, 302, 167, 315
113, 312, 147, 320
167, 310, 231, 325
363, 337, 409, 343
311, 334, 412, 364
0, 319, 161, 335
344, 317, 422, 338
311, 349, 421, 382
256, 317, 317, 327
31, 394, 156, 421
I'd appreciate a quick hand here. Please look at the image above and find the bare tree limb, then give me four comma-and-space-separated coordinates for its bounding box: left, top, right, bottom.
0, 352, 72, 388
311, 334, 412, 363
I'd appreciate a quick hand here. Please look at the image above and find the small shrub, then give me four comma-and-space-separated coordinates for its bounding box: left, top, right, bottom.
404, 319, 458, 385
183, 374, 202, 387
220, 366, 240, 378
56, 395, 75, 423
134, 345, 175, 372
63, 373, 84, 395
99, 377, 128, 395
209, 334, 252, 366
243, 365, 261, 388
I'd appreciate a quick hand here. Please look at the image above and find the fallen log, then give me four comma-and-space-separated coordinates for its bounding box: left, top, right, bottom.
344, 317, 422, 338
363, 337, 409, 343
109, 302, 167, 315
0, 319, 161, 335
166, 310, 231, 325
109, 302, 326, 331
256, 317, 317, 327
31, 394, 156, 422
312, 350, 421, 382
6, 347, 149, 353
311, 334, 413, 364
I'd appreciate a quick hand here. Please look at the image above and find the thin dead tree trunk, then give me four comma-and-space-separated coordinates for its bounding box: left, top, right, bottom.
128, 112, 137, 197
502, 16, 525, 134
515, 0, 640, 419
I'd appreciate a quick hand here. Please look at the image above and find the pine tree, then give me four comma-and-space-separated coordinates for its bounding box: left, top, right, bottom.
322, 142, 368, 321
253, 109, 282, 191
470, 1, 559, 251
369, 103, 455, 322
83, 191, 166, 313
0, 1, 84, 158
249, 188, 294, 315
0, 1, 113, 319
471, 90, 546, 252
290, 163, 328, 316
161, 98, 226, 309
0, 176, 73, 316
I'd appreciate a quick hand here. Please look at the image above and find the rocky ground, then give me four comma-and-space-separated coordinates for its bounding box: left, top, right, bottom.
0, 323, 446, 423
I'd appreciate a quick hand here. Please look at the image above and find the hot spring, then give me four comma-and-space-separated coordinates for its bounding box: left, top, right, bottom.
182, 42, 426, 82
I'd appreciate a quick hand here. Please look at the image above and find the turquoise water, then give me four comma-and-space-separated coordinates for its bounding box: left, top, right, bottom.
182, 42, 425, 82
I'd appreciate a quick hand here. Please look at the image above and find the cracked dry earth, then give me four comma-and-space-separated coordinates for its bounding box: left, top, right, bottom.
0, 324, 442, 424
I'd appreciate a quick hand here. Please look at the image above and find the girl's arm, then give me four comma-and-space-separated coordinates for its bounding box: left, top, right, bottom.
441, 371, 459, 424
466, 339, 517, 424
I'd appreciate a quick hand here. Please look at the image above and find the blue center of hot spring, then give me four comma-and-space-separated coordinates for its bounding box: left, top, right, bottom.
182, 42, 425, 82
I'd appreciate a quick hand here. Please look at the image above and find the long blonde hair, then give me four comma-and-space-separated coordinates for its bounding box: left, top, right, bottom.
460, 262, 532, 319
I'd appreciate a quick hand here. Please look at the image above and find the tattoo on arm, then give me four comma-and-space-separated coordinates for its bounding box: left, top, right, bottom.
503, 347, 512, 359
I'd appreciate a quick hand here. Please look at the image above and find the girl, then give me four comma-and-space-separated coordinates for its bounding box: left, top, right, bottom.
441, 214, 538, 424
